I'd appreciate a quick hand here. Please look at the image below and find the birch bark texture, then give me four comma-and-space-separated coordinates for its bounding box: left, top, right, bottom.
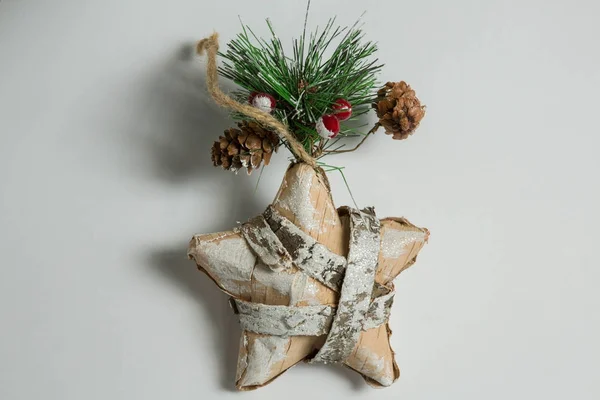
188, 163, 429, 390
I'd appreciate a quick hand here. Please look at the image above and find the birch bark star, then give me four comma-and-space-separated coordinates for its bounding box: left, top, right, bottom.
188, 163, 429, 390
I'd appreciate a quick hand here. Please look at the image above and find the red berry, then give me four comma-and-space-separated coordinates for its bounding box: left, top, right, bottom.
316, 114, 340, 139
332, 98, 352, 121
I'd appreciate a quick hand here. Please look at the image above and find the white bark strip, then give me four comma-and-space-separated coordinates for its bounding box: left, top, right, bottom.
312, 208, 381, 364
363, 291, 395, 330
264, 206, 347, 291
241, 215, 293, 272
234, 293, 394, 337
234, 299, 334, 337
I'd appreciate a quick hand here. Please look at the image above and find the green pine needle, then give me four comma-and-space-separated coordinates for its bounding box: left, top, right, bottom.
318, 162, 360, 211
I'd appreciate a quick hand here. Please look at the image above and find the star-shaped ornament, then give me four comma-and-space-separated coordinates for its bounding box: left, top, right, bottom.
188, 163, 429, 390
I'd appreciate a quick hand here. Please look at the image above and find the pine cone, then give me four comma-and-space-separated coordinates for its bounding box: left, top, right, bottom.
211, 121, 279, 174
374, 81, 425, 140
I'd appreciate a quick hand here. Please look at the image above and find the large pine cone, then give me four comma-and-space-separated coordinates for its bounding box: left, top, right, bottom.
211, 121, 279, 174
374, 81, 425, 140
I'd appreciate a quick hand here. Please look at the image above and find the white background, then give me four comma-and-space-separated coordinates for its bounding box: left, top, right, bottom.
1, 0, 599, 399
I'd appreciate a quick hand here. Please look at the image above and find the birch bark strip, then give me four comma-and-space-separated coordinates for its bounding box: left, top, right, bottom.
241, 215, 293, 272
264, 206, 347, 291
235, 299, 335, 336
312, 207, 381, 364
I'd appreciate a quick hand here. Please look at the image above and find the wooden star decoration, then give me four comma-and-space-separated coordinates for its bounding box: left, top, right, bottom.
188, 163, 429, 390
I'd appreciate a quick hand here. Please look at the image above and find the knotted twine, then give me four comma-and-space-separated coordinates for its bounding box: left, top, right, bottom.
196, 33, 318, 169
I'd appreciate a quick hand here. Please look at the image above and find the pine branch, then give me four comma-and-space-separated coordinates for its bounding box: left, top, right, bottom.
218, 17, 383, 156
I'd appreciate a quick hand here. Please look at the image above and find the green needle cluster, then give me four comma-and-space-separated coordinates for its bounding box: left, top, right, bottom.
218, 17, 383, 156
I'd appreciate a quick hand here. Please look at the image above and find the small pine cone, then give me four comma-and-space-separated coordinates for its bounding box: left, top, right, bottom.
374, 81, 425, 140
211, 121, 279, 174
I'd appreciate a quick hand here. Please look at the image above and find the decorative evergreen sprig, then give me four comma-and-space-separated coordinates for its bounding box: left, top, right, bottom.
218, 17, 383, 156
